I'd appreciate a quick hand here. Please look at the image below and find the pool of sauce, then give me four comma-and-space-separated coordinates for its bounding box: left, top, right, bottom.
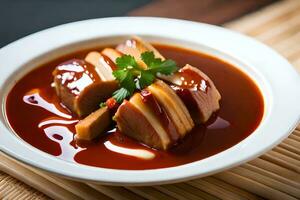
5, 45, 264, 170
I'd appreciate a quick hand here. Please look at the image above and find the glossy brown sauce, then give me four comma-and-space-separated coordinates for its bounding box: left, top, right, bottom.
6, 45, 264, 170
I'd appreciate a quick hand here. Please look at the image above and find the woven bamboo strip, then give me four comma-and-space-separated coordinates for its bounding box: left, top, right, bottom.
173, 183, 219, 200
289, 134, 300, 143
294, 129, 300, 136
271, 148, 300, 167
126, 186, 175, 200
30, 172, 110, 200
153, 184, 205, 200
231, 166, 300, 198
215, 171, 298, 200
286, 44, 300, 61
87, 184, 142, 200
0, 174, 48, 200
225, 1, 300, 70
2, 152, 142, 200
273, 146, 300, 161
261, 152, 300, 173
0, 153, 80, 200
1, 152, 111, 200
246, 160, 300, 188
255, 13, 300, 44
230, 166, 298, 197
239, 164, 300, 197
248, 157, 300, 183
288, 48, 300, 62
187, 178, 245, 200
282, 138, 300, 149
278, 142, 300, 155
197, 176, 262, 200
225, 0, 300, 34
6, 191, 31, 200
272, 32, 300, 53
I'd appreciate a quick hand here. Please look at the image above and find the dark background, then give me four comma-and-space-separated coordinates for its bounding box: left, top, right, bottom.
0, 0, 276, 48
0, 0, 150, 47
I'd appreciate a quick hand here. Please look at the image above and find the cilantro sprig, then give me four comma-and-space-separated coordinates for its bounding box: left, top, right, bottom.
111, 51, 178, 103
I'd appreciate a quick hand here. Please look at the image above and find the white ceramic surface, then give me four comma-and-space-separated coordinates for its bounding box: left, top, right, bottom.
0, 17, 299, 186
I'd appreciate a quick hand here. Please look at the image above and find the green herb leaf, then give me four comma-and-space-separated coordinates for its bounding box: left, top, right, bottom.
113, 70, 135, 92
108, 51, 178, 104
112, 88, 131, 103
116, 55, 138, 69
148, 59, 177, 75
141, 51, 178, 75
112, 69, 127, 82
99, 102, 106, 108
141, 51, 161, 67
139, 70, 155, 89
121, 71, 135, 94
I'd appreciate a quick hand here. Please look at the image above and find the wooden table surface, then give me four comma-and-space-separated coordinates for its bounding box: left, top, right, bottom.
1, 0, 300, 199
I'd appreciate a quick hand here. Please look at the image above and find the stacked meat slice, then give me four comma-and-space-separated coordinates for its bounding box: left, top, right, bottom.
53, 37, 221, 150
115, 80, 194, 150
166, 64, 221, 123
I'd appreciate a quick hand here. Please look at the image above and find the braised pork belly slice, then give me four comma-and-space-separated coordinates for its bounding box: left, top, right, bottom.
101, 48, 122, 64
53, 58, 118, 117
116, 36, 164, 68
115, 95, 172, 150
168, 64, 221, 123
147, 80, 194, 137
85, 51, 116, 81
75, 106, 111, 140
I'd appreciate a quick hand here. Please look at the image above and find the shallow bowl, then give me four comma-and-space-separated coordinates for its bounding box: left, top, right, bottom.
0, 17, 299, 185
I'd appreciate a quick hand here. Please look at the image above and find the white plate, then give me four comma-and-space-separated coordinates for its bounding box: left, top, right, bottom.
0, 17, 299, 186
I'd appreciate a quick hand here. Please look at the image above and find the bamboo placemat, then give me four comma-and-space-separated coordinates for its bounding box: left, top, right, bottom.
1, 0, 300, 199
